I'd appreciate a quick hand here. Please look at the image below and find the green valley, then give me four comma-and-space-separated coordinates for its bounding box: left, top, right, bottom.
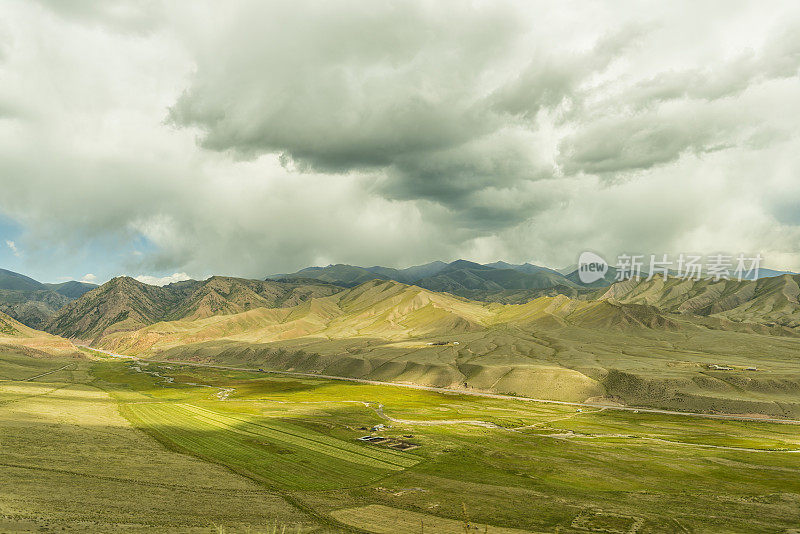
5, 2, 800, 530
5, 271, 800, 532
3, 350, 800, 532
79, 277, 800, 420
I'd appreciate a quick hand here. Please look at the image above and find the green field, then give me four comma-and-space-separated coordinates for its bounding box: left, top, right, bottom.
3, 351, 800, 532
124, 402, 417, 490
0, 352, 311, 532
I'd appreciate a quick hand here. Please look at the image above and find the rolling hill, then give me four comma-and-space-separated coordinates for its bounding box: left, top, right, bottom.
0, 309, 81, 359
596, 274, 800, 329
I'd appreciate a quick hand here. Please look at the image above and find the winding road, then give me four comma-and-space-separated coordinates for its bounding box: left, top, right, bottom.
371, 402, 504, 429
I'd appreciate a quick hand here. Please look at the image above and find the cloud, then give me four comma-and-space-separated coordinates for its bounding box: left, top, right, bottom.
5, 240, 21, 257
80, 273, 97, 283
30, 0, 164, 33
623, 24, 800, 108
1, 0, 800, 281
558, 103, 742, 176
169, 2, 522, 168
167, 3, 641, 223
555, 22, 800, 177
134, 272, 191, 286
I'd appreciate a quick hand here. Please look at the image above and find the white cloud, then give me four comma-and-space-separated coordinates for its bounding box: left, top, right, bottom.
80, 273, 97, 283
5, 240, 21, 257
134, 272, 192, 286
0, 0, 799, 278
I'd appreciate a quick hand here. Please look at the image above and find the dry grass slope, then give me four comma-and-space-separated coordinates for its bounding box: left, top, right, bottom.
0, 310, 81, 359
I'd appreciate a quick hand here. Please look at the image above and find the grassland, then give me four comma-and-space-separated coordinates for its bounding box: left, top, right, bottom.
124, 402, 417, 490
3, 347, 800, 532
140, 321, 800, 420
0, 351, 314, 532
0, 350, 800, 533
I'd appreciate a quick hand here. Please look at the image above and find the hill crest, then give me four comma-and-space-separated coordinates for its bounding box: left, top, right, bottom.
45, 276, 343, 341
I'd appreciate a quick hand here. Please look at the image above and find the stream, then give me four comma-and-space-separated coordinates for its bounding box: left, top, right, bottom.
130, 362, 235, 400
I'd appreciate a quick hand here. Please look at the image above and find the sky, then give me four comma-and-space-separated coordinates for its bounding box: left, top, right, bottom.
1, 0, 799, 285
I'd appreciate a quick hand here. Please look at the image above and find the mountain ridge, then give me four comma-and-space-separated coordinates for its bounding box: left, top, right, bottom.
595, 273, 800, 329
269, 259, 583, 297
270, 260, 796, 297
93, 273, 800, 360
0, 268, 98, 329
48, 270, 800, 344
0, 309, 82, 359
45, 275, 343, 341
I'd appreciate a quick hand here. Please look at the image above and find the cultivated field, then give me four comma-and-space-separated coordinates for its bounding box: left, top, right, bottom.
3, 350, 800, 532
0, 352, 313, 532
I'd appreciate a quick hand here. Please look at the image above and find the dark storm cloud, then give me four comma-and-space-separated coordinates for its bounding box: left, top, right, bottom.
168, 1, 522, 170
167, 2, 647, 229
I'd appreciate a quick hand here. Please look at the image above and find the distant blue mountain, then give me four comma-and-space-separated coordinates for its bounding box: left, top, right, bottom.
269, 259, 580, 293
0, 268, 98, 329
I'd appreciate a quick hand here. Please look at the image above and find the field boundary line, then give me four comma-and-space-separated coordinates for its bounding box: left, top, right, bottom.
23, 363, 75, 381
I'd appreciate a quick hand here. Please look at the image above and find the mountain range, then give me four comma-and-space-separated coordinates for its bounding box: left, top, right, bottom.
96, 278, 699, 356
0, 268, 97, 329
270, 259, 584, 299
80, 274, 800, 417
45, 275, 341, 342
4, 262, 800, 417
271, 259, 795, 295
3, 260, 799, 339
82, 273, 800, 358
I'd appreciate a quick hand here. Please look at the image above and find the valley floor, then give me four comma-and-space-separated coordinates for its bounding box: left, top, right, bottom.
2, 350, 800, 532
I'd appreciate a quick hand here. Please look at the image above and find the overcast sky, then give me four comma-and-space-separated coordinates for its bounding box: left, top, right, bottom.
1, 0, 799, 284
